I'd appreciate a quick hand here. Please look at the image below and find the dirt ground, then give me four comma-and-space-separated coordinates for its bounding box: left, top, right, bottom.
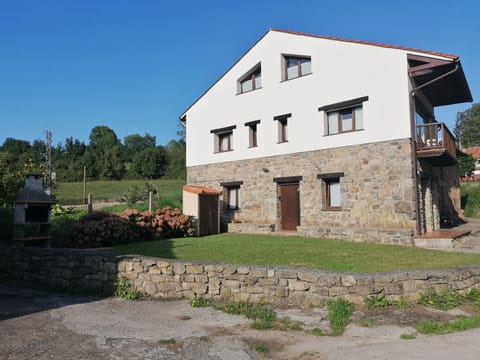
1, 281, 480, 360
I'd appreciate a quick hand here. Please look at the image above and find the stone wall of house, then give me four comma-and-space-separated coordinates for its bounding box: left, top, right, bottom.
187, 138, 417, 244
2, 246, 479, 306
418, 160, 464, 233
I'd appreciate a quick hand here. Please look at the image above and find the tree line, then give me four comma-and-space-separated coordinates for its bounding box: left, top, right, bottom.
0, 125, 186, 185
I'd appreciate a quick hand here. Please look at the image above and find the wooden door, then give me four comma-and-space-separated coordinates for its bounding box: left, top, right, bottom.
199, 194, 219, 236
280, 183, 300, 231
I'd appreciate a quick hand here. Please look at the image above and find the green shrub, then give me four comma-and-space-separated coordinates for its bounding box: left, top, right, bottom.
418, 289, 463, 310
115, 278, 144, 300
189, 297, 213, 308
416, 315, 480, 335
328, 299, 354, 336
221, 301, 277, 330
0, 207, 13, 241
51, 206, 86, 247
366, 295, 394, 309
461, 181, 480, 218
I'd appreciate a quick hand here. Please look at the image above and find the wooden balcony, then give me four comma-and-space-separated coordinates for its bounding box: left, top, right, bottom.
416, 123, 457, 166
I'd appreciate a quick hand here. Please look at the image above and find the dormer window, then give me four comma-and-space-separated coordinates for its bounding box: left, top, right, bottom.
238, 63, 262, 94
282, 55, 311, 81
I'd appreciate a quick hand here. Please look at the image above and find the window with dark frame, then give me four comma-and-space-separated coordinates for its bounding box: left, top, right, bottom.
274, 113, 291, 143
221, 181, 243, 210
211, 125, 236, 153
318, 96, 368, 136
326, 106, 362, 135
283, 55, 311, 80
245, 120, 260, 148
318, 173, 344, 210
238, 64, 262, 94
325, 178, 341, 209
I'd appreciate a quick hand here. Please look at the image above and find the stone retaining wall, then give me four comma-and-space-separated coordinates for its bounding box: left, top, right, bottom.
2, 246, 479, 306
0, 246, 118, 293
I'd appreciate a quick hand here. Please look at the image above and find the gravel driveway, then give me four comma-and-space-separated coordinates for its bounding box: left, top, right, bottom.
1, 281, 480, 360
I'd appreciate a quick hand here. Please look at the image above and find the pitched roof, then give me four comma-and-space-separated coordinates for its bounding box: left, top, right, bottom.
271, 29, 459, 60
180, 29, 464, 120
183, 185, 222, 195
465, 147, 480, 159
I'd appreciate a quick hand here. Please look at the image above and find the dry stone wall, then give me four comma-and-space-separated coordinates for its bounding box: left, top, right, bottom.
2, 246, 479, 306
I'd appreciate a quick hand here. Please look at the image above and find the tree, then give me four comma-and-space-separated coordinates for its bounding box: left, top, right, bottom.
455, 103, 480, 148
164, 139, 186, 179
84, 126, 124, 180
458, 154, 476, 179
1, 138, 32, 172
123, 133, 156, 163
0, 153, 24, 206
132, 146, 167, 179
54, 137, 87, 182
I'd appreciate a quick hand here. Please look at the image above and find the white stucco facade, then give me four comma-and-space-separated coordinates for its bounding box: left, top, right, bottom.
182, 30, 455, 168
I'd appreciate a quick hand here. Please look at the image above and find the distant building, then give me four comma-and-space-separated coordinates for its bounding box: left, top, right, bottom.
464, 147, 480, 180
180, 29, 472, 244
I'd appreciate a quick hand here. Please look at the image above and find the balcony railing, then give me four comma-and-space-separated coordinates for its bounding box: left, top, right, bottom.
416, 123, 457, 166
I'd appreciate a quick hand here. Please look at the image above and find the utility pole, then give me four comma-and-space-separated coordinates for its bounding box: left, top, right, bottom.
83, 166, 87, 205
45, 130, 53, 192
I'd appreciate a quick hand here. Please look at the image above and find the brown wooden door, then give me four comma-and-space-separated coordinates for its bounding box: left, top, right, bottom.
199, 194, 219, 236
280, 183, 300, 231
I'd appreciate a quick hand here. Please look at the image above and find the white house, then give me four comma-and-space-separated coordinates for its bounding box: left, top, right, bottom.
180, 29, 472, 244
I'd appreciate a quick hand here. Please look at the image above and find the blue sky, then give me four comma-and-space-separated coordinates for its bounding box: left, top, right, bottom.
0, 0, 478, 147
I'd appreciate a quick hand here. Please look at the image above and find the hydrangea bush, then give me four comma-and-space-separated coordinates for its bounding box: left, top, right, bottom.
66, 206, 195, 248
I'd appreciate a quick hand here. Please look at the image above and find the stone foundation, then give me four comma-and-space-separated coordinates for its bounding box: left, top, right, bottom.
297, 226, 414, 245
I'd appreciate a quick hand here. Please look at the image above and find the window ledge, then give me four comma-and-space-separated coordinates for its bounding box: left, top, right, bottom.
324, 129, 364, 137
236, 87, 262, 96
277, 140, 289, 144
323, 207, 342, 211
280, 72, 313, 83
213, 149, 234, 154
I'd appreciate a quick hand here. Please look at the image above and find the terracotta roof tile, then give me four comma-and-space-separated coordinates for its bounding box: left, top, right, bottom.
465, 147, 480, 159
183, 185, 222, 195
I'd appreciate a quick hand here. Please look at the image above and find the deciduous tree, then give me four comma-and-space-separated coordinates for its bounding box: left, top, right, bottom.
455, 103, 480, 148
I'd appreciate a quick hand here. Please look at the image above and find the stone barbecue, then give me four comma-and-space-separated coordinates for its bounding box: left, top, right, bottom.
13, 174, 55, 247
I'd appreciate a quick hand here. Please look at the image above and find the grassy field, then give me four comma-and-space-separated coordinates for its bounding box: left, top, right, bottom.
56, 179, 185, 207
461, 180, 480, 218
113, 233, 480, 272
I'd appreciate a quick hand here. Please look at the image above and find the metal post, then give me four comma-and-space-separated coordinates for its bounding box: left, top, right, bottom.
83, 166, 87, 205
148, 191, 153, 212
87, 193, 93, 213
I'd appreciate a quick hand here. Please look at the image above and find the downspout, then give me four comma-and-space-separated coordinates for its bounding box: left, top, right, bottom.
411, 64, 459, 93
409, 62, 460, 235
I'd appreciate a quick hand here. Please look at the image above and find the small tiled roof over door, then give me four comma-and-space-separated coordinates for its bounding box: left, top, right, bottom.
183, 185, 222, 195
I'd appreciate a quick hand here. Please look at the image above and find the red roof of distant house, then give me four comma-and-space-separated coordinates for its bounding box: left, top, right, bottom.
183, 185, 222, 195
465, 147, 480, 159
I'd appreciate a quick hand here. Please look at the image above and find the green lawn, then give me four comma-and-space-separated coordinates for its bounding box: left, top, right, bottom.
113, 233, 480, 272
56, 179, 185, 206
